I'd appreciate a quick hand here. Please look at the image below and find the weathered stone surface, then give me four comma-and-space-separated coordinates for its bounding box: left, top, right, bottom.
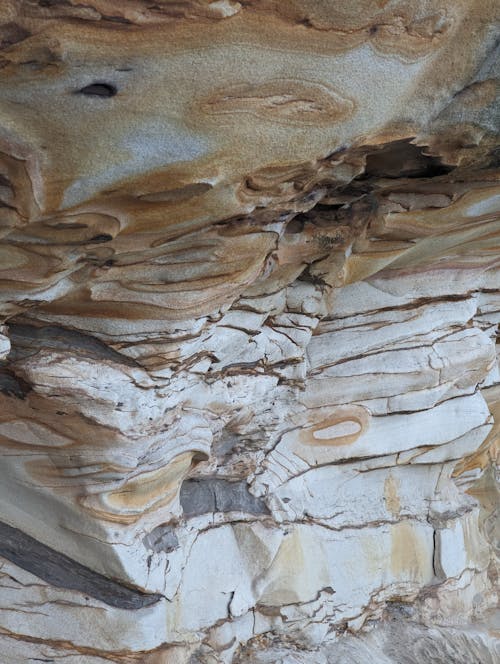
0, 0, 498, 661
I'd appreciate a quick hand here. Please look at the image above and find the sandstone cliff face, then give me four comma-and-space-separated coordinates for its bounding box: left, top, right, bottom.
0, 1, 498, 662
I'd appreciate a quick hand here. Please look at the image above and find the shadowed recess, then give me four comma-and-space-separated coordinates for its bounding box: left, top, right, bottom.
0, 369, 32, 400
76, 82, 117, 97
362, 139, 455, 179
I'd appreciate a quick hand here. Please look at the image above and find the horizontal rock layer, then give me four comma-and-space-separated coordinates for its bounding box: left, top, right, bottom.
0, 1, 498, 661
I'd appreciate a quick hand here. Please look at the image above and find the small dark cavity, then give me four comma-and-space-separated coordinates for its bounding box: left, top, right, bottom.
0, 173, 12, 205
298, 17, 314, 28
489, 146, 500, 168
102, 15, 132, 24
337, 183, 372, 197
385, 600, 415, 619
314, 203, 345, 212
325, 145, 348, 161
0, 369, 32, 400
88, 234, 113, 243
0, 521, 161, 610
76, 82, 117, 98
285, 217, 305, 234
297, 265, 327, 287
362, 139, 454, 179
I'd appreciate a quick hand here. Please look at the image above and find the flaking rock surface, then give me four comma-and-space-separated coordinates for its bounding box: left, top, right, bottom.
0, 1, 498, 661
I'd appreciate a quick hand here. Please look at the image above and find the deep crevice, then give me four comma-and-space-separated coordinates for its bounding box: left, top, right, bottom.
361, 139, 454, 180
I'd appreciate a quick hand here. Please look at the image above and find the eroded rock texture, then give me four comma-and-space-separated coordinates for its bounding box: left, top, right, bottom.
0, 1, 499, 661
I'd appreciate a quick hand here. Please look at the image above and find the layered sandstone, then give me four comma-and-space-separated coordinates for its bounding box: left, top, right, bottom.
0, 1, 498, 662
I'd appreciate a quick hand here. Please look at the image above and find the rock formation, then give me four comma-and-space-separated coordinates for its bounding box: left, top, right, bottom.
0, 1, 498, 661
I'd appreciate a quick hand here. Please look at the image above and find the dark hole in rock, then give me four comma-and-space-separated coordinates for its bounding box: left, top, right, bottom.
489, 146, 500, 167
88, 234, 113, 243
285, 217, 305, 234
312, 203, 339, 212
103, 15, 132, 24
0, 369, 32, 400
192, 451, 209, 465
0, 174, 12, 206
77, 83, 117, 98
361, 139, 454, 179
